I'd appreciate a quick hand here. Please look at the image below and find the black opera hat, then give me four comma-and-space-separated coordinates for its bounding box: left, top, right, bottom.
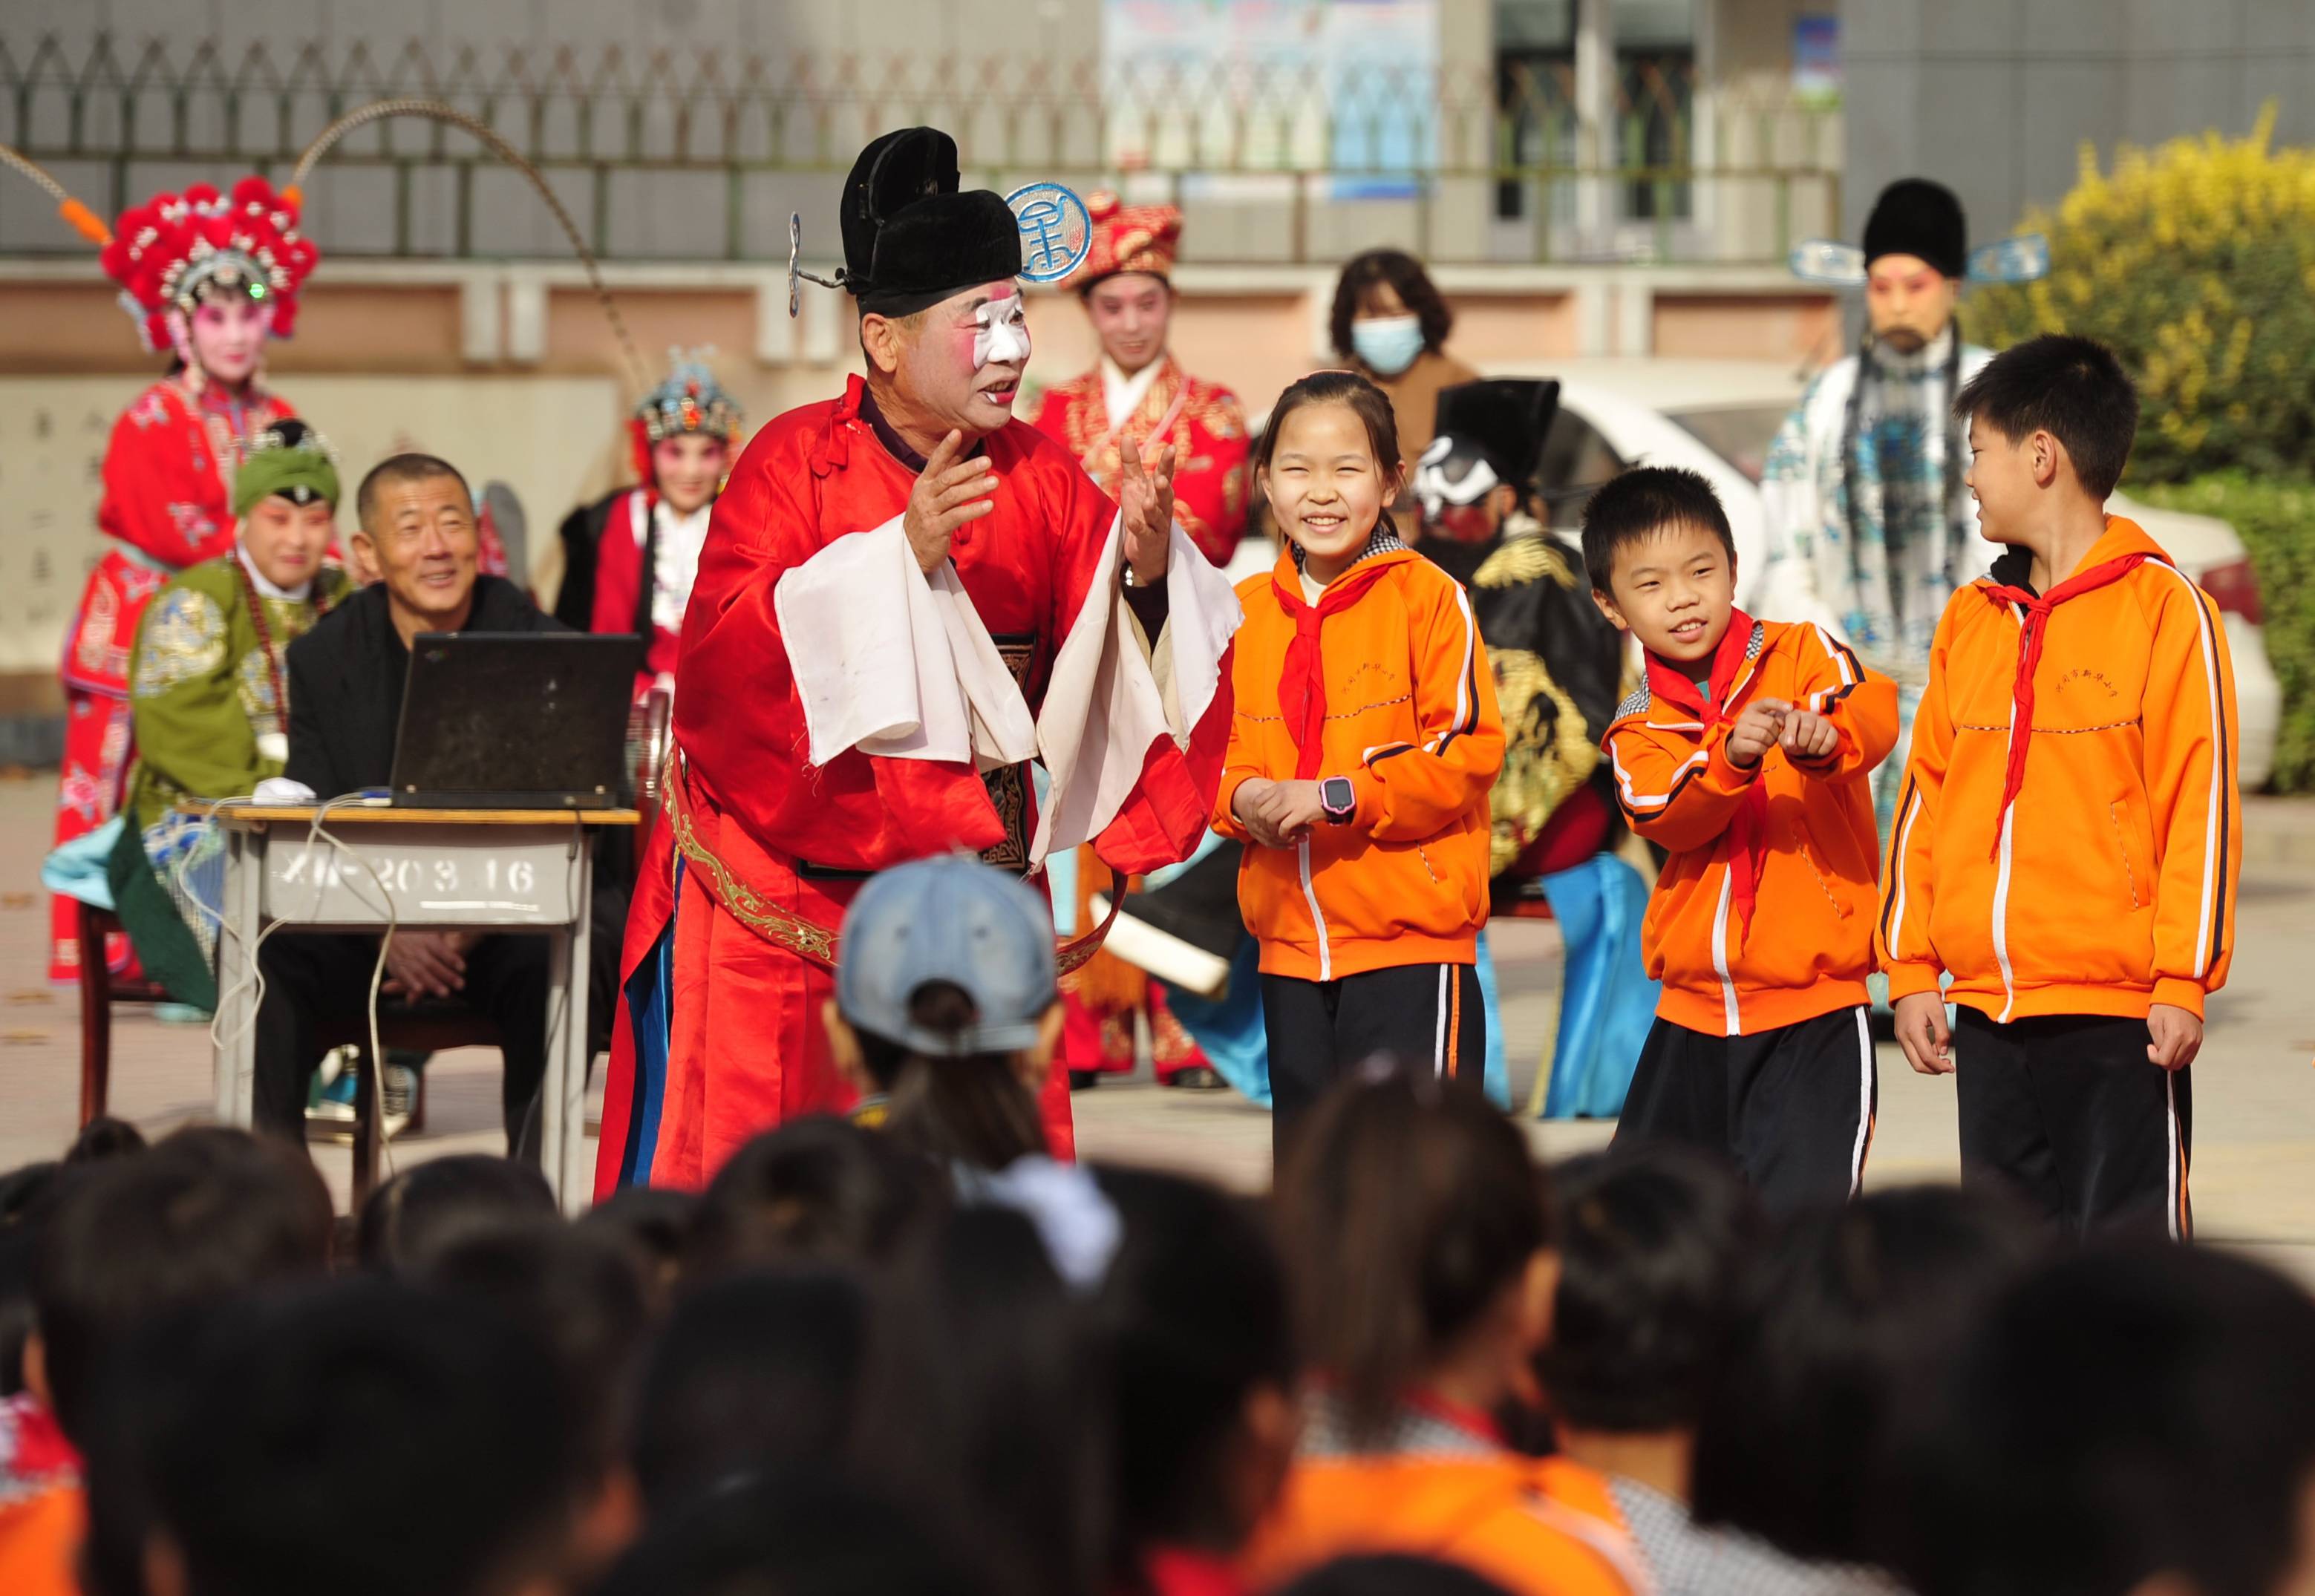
1431, 379, 1560, 489
1861, 177, 1968, 281
840, 127, 1022, 317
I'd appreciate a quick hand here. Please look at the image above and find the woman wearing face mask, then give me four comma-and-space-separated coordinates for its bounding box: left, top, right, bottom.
1328, 250, 1476, 482
49, 177, 318, 983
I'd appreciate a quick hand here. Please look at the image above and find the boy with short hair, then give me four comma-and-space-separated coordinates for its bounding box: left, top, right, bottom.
1881, 333, 2240, 1240
1586, 467, 1898, 1211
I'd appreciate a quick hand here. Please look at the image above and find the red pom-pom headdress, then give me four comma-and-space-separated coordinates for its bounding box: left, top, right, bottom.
1068, 191, 1182, 289
97, 177, 319, 353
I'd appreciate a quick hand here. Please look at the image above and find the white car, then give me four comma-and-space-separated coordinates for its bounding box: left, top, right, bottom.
1495, 360, 2280, 791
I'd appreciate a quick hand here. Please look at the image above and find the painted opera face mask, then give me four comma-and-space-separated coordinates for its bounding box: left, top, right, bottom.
1085, 271, 1173, 378
887, 281, 1032, 441
240, 494, 336, 592
170, 296, 274, 389
652, 434, 730, 518
1866, 252, 1960, 356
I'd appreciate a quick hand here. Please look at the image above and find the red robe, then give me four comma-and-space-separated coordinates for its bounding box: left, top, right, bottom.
595, 376, 1226, 1195
1028, 356, 1250, 566
51, 378, 292, 980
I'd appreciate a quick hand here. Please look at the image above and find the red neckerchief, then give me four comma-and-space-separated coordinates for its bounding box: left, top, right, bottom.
0, 1392, 79, 1508
1645, 609, 1766, 942
1979, 552, 2149, 860
1270, 556, 1397, 780
1401, 1387, 1509, 1449
1137, 1547, 1249, 1596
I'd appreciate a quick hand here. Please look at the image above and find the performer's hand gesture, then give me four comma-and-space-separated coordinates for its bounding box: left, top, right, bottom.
904, 430, 998, 573
1117, 436, 1177, 587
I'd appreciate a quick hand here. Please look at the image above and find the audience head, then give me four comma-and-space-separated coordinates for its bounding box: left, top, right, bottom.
0, 1160, 59, 1396
1537, 1145, 1759, 1442
356, 1152, 557, 1274
1095, 1167, 1299, 1574
1330, 249, 1454, 378
141, 1278, 587, 1596
597, 1472, 987, 1596
826, 856, 1064, 1173
30, 1126, 331, 1442
1253, 369, 1408, 578
1690, 1183, 2043, 1567
1274, 1068, 1554, 1443
1955, 332, 2139, 532
688, 1116, 936, 1278
579, 1184, 698, 1312
855, 1192, 1112, 1596
1887, 1244, 2315, 1596
65, 1116, 148, 1165
630, 1267, 869, 1517
353, 451, 480, 635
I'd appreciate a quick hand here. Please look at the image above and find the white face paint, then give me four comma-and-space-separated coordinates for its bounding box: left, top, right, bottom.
1412, 434, 1500, 523
973, 295, 1032, 370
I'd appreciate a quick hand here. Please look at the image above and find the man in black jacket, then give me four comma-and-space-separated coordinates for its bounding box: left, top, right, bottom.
259, 454, 619, 1154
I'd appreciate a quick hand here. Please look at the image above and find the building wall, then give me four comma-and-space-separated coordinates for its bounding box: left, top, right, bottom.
1843, 0, 2315, 243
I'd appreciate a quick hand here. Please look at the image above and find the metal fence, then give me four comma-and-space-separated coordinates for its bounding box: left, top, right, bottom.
0, 34, 1841, 266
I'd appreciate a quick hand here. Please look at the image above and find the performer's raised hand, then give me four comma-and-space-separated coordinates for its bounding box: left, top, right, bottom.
904, 429, 999, 573
1117, 436, 1177, 586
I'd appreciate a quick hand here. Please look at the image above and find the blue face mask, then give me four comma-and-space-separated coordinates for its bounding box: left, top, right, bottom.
1351, 313, 1426, 377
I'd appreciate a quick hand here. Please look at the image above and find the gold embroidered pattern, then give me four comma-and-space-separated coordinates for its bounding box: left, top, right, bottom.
133, 589, 226, 698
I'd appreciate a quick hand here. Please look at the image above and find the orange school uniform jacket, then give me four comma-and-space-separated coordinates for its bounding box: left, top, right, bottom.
1878, 518, 2241, 1023
1214, 535, 1504, 982
1604, 615, 1898, 1036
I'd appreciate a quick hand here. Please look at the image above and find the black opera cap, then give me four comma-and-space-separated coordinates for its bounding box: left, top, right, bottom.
840, 127, 1022, 318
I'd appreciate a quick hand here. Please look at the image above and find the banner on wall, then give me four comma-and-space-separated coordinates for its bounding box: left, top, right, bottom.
1102, 0, 1439, 198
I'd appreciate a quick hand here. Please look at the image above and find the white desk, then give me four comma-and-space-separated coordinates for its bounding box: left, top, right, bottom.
207, 803, 640, 1211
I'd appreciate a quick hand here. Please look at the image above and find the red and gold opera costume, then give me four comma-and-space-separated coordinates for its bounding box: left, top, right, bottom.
51, 179, 314, 979
1026, 193, 1250, 1085
595, 376, 1227, 1194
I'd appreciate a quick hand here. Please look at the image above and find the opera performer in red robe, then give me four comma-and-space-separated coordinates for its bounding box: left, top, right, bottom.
51, 178, 316, 981
552, 349, 745, 700
595, 129, 1240, 1194
1028, 194, 1251, 1090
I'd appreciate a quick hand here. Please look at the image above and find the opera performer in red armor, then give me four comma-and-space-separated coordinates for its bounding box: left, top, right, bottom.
553, 350, 745, 699
595, 129, 1240, 1194
1028, 194, 1250, 1090
50, 178, 316, 981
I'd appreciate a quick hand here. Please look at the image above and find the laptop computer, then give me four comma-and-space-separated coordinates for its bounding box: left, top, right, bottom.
388, 632, 645, 809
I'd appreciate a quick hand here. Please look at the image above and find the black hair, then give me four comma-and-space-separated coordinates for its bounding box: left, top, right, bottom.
1535, 1144, 1759, 1433
1274, 1069, 1549, 1445
578, 1183, 699, 1312
355, 451, 472, 532
1278, 1554, 1518, 1596
687, 1114, 939, 1278
630, 1267, 870, 1516
143, 1278, 584, 1596
1690, 1184, 2043, 1566
1094, 1167, 1296, 1578
415, 1220, 653, 1482
1329, 249, 1454, 364
1579, 465, 1737, 596
852, 981, 1050, 1174
1254, 369, 1410, 546
31, 1127, 332, 1442
0, 1161, 59, 1396
1884, 1245, 2315, 1596
355, 1152, 557, 1274
595, 1471, 988, 1596
853, 1204, 1111, 1596
64, 1116, 148, 1164
1954, 333, 2139, 500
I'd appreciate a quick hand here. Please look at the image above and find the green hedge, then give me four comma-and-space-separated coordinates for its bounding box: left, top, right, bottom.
2134, 474, 2315, 792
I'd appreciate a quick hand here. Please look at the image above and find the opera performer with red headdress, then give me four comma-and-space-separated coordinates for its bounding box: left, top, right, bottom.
48, 178, 317, 981
595, 130, 1240, 1194
554, 350, 746, 700
1028, 193, 1251, 1090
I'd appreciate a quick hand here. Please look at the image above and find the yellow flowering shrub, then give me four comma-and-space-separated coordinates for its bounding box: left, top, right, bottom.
1970, 105, 2315, 483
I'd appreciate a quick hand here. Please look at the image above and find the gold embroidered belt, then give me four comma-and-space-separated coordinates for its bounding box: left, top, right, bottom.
659, 751, 1122, 975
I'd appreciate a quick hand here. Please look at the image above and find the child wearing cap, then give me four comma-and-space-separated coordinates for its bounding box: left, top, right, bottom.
1218, 372, 1506, 1148
1588, 465, 1898, 1213
823, 854, 1069, 1174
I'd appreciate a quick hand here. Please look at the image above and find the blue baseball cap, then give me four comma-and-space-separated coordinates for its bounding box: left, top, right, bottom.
836, 855, 1059, 1057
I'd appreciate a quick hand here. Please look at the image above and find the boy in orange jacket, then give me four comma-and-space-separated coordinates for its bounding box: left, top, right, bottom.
1216, 372, 1505, 1145
1589, 467, 1898, 1210
1881, 335, 2239, 1238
